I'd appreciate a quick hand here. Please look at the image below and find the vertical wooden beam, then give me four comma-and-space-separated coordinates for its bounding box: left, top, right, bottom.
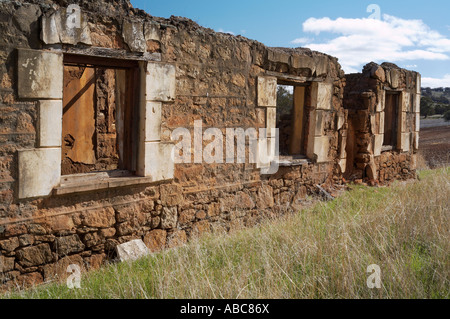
289, 86, 305, 155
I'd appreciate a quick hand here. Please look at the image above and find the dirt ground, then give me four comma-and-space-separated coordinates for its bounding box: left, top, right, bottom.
419, 125, 450, 168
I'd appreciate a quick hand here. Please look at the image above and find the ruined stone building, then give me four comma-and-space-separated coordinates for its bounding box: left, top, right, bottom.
0, 0, 421, 288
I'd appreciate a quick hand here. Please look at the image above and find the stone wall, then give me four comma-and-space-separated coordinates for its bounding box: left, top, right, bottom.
0, 0, 414, 290
344, 62, 420, 183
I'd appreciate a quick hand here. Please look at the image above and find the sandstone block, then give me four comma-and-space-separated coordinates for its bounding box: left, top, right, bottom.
257, 76, 277, 107
414, 94, 421, 113
82, 207, 115, 228
116, 239, 150, 262
144, 21, 161, 42
160, 184, 184, 207
161, 207, 178, 229
143, 229, 167, 252
137, 141, 175, 181
0, 237, 20, 252
38, 100, 62, 148
18, 49, 63, 99
122, 20, 146, 52
416, 74, 421, 94
389, 69, 400, 89
0, 255, 15, 272
53, 235, 85, 257
371, 65, 386, 82
43, 254, 85, 281
314, 82, 333, 110
413, 132, 419, 150
18, 148, 61, 199
142, 101, 162, 142
376, 89, 385, 112
41, 6, 92, 45
166, 230, 187, 249
374, 134, 384, 157
145, 62, 176, 102
16, 244, 52, 267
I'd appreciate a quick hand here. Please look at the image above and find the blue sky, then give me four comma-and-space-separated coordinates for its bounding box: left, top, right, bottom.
130, 0, 450, 88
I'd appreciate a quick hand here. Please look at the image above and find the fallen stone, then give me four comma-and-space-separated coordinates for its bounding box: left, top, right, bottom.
116, 239, 150, 262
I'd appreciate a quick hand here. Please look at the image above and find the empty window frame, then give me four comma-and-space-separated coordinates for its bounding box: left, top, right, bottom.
276, 84, 307, 156
383, 91, 400, 148
62, 54, 140, 176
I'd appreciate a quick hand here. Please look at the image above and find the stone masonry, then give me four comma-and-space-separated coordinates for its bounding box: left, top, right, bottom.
0, 0, 419, 289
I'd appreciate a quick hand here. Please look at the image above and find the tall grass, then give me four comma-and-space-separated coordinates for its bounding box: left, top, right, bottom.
4, 168, 449, 299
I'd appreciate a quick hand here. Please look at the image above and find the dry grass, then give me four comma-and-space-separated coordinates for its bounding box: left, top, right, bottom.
3, 168, 449, 299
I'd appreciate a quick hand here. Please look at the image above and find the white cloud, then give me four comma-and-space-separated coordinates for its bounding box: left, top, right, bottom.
422, 74, 450, 88
217, 28, 235, 35
294, 14, 450, 73
291, 37, 313, 45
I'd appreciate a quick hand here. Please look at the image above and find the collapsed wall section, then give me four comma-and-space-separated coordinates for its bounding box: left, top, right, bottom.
344, 62, 421, 183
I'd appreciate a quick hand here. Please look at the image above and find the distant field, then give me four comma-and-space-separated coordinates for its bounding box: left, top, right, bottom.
419, 125, 450, 168
421, 117, 449, 129
3, 168, 449, 299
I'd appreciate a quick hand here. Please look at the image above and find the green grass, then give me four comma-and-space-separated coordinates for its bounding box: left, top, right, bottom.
3, 168, 449, 299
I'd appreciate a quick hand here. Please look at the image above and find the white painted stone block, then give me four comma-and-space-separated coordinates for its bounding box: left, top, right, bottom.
402, 92, 410, 112
116, 239, 150, 262
122, 20, 146, 53
400, 132, 411, 152
41, 6, 92, 45
415, 113, 420, 132
374, 134, 384, 157
38, 100, 62, 147
379, 112, 385, 134
413, 132, 419, 150
158, 143, 175, 181
399, 112, 407, 133
144, 21, 161, 42
416, 74, 421, 94
313, 136, 330, 163
390, 69, 400, 89
339, 132, 347, 160
376, 89, 385, 112
315, 110, 325, 136
257, 76, 277, 107
338, 158, 346, 174
316, 82, 333, 110
414, 94, 421, 113
18, 49, 63, 99
137, 141, 174, 181
18, 148, 61, 199
146, 62, 176, 102
266, 107, 276, 130
141, 101, 162, 142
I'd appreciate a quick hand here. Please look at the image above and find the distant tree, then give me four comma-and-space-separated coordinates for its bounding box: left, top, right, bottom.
276, 85, 293, 121
435, 104, 450, 115
424, 87, 432, 96
420, 96, 435, 118
444, 110, 450, 122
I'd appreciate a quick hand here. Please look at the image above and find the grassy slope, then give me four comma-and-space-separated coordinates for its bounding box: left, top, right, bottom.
4, 168, 449, 299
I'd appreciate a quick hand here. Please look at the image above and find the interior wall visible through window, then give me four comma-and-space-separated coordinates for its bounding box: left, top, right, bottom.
62, 56, 138, 176
276, 84, 307, 156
